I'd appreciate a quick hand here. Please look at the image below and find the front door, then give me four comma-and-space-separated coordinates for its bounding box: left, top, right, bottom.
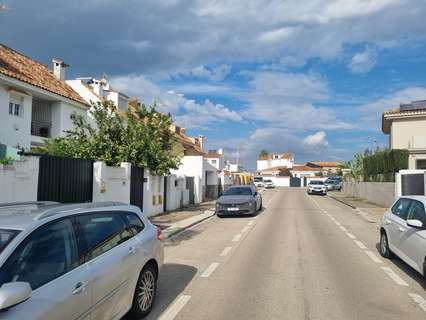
387, 198, 411, 256
399, 200, 426, 273
0, 218, 91, 320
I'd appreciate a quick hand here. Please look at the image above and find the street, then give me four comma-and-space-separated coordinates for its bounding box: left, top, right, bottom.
143, 188, 426, 320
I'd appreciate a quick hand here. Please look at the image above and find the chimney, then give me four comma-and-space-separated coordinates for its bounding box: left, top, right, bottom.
198, 135, 205, 151
52, 59, 69, 81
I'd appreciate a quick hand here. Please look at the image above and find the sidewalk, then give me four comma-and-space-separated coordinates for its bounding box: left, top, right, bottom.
149, 201, 216, 239
327, 191, 387, 223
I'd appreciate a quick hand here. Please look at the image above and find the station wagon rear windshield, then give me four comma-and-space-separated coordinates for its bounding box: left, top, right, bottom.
0, 229, 19, 254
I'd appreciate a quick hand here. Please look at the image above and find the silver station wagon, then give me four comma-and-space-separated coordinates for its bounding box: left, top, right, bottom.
0, 201, 164, 320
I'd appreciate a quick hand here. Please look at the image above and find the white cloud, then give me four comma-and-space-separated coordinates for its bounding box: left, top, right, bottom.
111, 74, 242, 128
242, 72, 353, 130
303, 131, 329, 147
189, 64, 231, 82
348, 46, 378, 74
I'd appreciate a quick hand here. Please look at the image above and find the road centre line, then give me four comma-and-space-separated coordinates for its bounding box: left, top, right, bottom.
346, 232, 356, 240
408, 293, 426, 312
339, 226, 347, 232
364, 250, 382, 263
247, 221, 254, 226
335, 221, 342, 226
381, 267, 409, 286
354, 240, 367, 249
220, 246, 233, 257
201, 262, 219, 278
232, 234, 242, 242
158, 295, 191, 320
241, 226, 250, 233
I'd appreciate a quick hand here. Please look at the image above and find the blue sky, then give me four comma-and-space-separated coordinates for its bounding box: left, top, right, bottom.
2, 0, 426, 170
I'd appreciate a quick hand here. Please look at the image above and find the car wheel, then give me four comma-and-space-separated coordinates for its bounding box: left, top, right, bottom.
129, 264, 157, 318
379, 231, 392, 259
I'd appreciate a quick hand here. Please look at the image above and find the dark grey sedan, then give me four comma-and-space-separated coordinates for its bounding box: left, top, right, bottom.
216, 186, 262, 217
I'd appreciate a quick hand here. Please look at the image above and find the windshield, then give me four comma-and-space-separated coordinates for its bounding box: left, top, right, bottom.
0, 229, 19, 254
254, 177, 263, 182
264, 180, 272, 183
223, 187, 253, 196
310, 181, 324, 185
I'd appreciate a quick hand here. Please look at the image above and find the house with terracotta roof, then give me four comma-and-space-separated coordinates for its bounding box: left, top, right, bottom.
256, 152, 294, 171
382, 100, 426, 169
305, 161, 341, 175
0, 44, 89, 151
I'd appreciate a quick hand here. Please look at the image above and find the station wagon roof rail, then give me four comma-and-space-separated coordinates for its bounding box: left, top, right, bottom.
0, 201, 59, 208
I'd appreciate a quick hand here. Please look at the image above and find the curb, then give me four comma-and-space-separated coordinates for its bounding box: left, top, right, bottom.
163, 209, 216, 239
327, 195, 377, 223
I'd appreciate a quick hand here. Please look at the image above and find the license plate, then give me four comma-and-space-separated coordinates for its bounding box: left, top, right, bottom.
227, 207, 239, 211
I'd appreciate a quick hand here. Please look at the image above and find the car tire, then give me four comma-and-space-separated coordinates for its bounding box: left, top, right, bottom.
129, 263, 157, 318
379, 231, 392, 259
217, 213, 223, 218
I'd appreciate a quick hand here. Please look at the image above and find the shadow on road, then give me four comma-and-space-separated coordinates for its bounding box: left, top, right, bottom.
123, 263, 198, 320
374, 243, 426, 290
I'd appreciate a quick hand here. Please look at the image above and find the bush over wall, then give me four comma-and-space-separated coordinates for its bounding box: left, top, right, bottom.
362, 149, 408, 182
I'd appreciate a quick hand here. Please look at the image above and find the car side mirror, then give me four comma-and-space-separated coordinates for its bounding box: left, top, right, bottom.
254, 192, 258, 196
406, 219, 424, 229
0, 282, 32, 311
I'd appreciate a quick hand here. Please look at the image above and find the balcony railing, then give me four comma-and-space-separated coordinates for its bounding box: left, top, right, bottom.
31, 120, 51, 138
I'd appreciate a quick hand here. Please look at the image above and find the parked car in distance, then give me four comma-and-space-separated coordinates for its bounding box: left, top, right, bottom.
307, 180, 327, 195
379, 196, 426, 280
253, 176, 264, 188
264, 179, 275, 189
216, 185, 262, 217
0, 201, 164, 320
325, 177, 342, 191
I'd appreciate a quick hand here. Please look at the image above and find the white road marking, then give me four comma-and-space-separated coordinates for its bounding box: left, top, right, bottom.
248, 221, 254, 226
333, 221, 339, 226
365, 250, 382, 263
232, 234, 242, 242
346, 232, 356, 240
220, 246, 233, 257
354, 240, 367, 249
241, 226, 250, 233
408, 293, 426, 312
335, 221, 342, 226
339, 226, 347, 232
201, 262, 219, 278
158, 295, 191, 320
381, 267, 409, 286
326, 214, 332, 217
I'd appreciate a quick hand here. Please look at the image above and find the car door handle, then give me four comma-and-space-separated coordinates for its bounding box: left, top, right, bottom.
384, 219, 392, 225
398, 226, 405, 232
128, 246, 136, 255
72, 281, 88, 295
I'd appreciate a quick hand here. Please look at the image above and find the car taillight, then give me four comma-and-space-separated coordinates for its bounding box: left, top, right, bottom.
157, 227, 164, 241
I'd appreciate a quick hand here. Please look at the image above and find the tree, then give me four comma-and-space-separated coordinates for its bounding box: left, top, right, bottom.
259, 150, 269, 158
39, 100, 181, 175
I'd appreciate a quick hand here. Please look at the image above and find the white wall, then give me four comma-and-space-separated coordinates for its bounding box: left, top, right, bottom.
343, 180, 396, 208
257, 158, 293, 171
264, 176, 290, 187
93, 162, 131, 204
0, 84, 33, 149
171, 155, 204, 203
165, 175, 189, 211
143, 170, 164, 217
0, 156, 39, 202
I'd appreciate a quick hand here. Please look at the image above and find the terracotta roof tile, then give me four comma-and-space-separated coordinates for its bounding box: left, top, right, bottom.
310, 161, 341, 167
0, 44, 88, 106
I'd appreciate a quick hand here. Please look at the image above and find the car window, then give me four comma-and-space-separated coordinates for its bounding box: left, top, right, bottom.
0, 229, 20, 254
391, 198, 411, 220
123, 212, 145, 234
310, 181, 323, 185
77, 212, 133, 261
407, 200, 426, 225
0, 219, 79, 290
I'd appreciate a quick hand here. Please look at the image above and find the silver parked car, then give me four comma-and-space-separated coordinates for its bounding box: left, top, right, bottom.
0, 201, 164, 320
307, 180, 327, 195
216, 186, 262, 217
379, 196, 426, 279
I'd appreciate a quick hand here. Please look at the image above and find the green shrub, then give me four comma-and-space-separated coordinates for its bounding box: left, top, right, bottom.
362, 149, 408, 182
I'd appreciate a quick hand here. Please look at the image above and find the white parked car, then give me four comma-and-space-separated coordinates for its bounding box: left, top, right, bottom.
253, 177, 264, 188
0, 201, 164, 320
307, 180, 327, 195
264, 179, 275, 189
379, 196, 426, 278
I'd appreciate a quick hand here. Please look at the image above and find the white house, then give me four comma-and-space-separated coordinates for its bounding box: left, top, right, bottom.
205, 148, 225, 171
257, 152, 294, 171
0, 44, 90, 151
66, 77, 130, 113
225, 160, 241, 173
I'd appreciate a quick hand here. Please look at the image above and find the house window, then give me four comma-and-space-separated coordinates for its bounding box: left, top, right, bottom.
212, 159, 217, 164
417, 159, 426, 170
8, 102, 23, 117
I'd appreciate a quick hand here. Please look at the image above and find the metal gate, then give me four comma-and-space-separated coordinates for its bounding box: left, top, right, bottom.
130, 166, 144, 211
37, 155, 93, 203
163, 176, 168, 212
186, 176, 195, 205
290, 176, 301, 187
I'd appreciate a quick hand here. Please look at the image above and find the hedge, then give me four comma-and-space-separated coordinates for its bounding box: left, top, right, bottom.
363, 149, 408, 182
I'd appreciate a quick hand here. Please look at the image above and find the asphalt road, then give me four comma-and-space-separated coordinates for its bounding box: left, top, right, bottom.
144, 188, 426, 320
